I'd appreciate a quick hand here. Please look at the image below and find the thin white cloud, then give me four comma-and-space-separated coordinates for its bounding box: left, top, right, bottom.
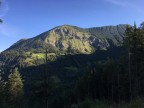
105, 0, 127, 7
0, 23, 20, 37
0, 0, 9, 17
105, 0, 143, 14
0, 0, 21, 37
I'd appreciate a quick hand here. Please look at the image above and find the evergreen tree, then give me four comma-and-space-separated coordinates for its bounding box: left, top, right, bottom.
6, 68, 24, 106
0, 75, 6, 107
124, 23, 144, 100
140, 22, 144, 30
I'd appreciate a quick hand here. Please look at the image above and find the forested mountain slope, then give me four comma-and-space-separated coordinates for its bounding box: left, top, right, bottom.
0, 24, 127, 69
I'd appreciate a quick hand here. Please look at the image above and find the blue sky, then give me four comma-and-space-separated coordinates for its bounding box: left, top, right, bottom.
0, 0, 144, 52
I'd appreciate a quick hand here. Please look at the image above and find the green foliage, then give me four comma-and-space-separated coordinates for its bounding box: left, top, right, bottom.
120, 97, 144, 108
0, 68, 24, 108
0, 75, 6, 107
6, 68, 24, 106
79, 98, 93, 108
140, 22, 144, 30
124, 23, 144, 99
78, 99, 112, 108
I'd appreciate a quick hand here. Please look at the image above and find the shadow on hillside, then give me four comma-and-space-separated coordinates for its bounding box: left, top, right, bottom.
21, 46, 127, 87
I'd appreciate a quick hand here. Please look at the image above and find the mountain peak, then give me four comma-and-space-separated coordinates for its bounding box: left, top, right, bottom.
61, 24, 73, 27
53, 24, 82, 30
4, 24, 127, 54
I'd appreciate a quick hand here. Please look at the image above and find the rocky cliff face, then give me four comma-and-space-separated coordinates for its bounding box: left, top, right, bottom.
44, 25, 93, 53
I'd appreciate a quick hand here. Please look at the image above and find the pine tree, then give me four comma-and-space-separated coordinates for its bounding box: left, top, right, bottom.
0, 75, 6, 107
6, 68, 24, 105
140, 22, 144, 30
124, 23, 144, 101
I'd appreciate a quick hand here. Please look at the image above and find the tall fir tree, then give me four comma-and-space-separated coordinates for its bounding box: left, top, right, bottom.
125, 23, 144, 101
140, 22, 144, 30
0, 75, 6, 107
6, 68, 24, 106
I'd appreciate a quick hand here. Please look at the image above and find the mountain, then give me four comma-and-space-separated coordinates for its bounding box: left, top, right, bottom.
0, 24, 128, 107
6, 24, 127, 53
0, 24, 127, 68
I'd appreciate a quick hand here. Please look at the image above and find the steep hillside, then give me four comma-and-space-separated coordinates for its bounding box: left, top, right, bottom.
6, 24, 127, 53
0, 24, 127, 68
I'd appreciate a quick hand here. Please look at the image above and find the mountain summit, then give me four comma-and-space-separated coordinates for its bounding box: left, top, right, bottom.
6, 24, 127, 54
